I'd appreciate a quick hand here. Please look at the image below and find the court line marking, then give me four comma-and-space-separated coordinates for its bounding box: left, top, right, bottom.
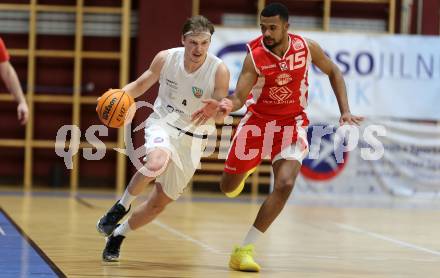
152, 220, 440, 263
153, 220, 225, 255
4, 191, 439, 263
0, 225, 5, 236
260, 253, 439, 262
335, 222, 440, 256
74, 196, 96, 209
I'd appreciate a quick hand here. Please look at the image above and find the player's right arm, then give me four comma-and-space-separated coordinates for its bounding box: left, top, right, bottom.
122, 50, 168, 99
0, 60, 28, 125
222, 53, 258, 112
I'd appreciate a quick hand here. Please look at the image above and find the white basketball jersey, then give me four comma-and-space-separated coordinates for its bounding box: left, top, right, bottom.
150, 47, 221, 133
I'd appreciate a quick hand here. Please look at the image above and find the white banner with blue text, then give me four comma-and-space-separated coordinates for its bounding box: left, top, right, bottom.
210, 27, 440, 120
294, 119, 440, 197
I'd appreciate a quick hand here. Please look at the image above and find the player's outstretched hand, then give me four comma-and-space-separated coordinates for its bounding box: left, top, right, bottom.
191, 99, 219, 125
218, 98, 233, 116
339, 112, 364, 126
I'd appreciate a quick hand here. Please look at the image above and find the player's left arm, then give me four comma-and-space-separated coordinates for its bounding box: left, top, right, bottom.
191, 62, 230, 125
306, 38, 363, 126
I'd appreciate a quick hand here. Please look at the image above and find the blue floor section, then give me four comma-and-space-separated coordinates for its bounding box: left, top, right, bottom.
0, 209, 64, 278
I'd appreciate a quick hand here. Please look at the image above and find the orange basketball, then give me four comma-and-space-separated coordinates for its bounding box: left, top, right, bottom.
96, 89, 135, 128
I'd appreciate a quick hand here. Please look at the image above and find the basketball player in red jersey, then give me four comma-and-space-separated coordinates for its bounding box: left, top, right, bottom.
0, 37, 28, 125
193, 2, 363, 272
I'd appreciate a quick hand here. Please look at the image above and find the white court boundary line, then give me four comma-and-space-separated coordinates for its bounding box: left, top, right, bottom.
335, 222, 440, 256
153, 220, 225, 255
152, 219, 440, 262
0, 226, 5, 236
152, 219, 440, 263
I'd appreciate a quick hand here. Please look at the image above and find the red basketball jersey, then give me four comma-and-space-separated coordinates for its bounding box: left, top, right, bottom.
0, 38, 10, 63
245, 34, 311, 120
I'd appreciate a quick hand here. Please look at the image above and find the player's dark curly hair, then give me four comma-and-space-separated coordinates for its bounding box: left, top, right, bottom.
261, 3, 289, 22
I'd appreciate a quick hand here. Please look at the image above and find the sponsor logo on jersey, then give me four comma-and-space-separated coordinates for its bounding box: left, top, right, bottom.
268, 86, 293, 102
275, 73, 293, 86
166, 78, 178, 89
192, 86, 203, 98
166, 104, 184, 114
279, 61, 289, 71
261, 64, 277, 70
293, 39, 304, 51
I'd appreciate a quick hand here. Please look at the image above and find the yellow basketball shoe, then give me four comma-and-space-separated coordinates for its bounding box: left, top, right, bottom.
229, 244, 261, 272
225, 167, 257, 198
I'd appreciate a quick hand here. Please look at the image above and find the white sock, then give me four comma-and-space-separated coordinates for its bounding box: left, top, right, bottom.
113, 220, 132, 237
118, 190, 136, 210
242, 226, 263, 246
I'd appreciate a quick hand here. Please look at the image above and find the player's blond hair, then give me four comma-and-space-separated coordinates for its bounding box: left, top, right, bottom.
182, 15, 214, 36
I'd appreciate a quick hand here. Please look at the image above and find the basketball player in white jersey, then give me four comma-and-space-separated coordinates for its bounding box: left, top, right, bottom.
96, 15, 230, 262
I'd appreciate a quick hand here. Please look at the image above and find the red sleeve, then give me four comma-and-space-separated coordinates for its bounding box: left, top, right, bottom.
0, 38, 10, 62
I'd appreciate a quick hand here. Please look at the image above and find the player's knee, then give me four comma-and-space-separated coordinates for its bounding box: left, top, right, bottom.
145, 159, 167, 173
219, 174, 237, 193
274, 178, 295, 196
143, 153, 170, 177
139, 163, 166, 179
220, 182, 233, 194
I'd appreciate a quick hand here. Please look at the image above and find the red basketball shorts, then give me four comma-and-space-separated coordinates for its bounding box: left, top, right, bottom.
224, 111, 309, 174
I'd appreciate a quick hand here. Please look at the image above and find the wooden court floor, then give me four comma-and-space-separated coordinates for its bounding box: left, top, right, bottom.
1, 189, 440, 277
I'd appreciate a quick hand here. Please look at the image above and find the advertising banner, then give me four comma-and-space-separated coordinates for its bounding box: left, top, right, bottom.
210, 28, 440, 196
210, 28, 440, 120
